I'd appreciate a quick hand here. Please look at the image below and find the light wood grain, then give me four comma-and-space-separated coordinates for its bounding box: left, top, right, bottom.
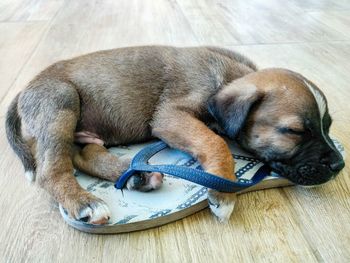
0, 0, 349, 262
0, 22, 47, 101
0, 0, 63, 22
176, 0, 350, 45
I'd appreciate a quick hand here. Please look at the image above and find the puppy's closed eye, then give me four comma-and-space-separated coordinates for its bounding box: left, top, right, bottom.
277, 127, 306, 136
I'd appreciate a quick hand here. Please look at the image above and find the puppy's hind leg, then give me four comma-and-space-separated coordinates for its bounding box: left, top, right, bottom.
73, 144, 164, 191
21, 84, 110, 224
72, 144, 130, 181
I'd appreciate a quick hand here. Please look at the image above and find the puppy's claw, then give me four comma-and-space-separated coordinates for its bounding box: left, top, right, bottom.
24, 171, 35, 183
208, 190, 237, 223
77, 200, 111, 225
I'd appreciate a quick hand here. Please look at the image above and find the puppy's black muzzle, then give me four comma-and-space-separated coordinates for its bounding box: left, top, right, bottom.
270, 140, 345, 186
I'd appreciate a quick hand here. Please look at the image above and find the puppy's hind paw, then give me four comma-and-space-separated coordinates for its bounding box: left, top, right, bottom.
77, 199, 111, 225
208, 190, 237, 223
62, 194, 111, 225
126, 172, 164, 192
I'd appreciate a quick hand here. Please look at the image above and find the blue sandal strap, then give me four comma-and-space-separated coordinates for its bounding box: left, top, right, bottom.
115, 141, 270, 193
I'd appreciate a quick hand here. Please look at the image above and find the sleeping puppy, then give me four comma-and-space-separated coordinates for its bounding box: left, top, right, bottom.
5, 46, 345, 224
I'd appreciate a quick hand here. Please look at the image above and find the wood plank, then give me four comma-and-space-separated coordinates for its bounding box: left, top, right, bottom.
176, 0, 349, 45
309, 11, 350, 38
182, 190, 319, 262
0, 0, 63, 22
0, 22, 47, 101
290, 0, 350, 11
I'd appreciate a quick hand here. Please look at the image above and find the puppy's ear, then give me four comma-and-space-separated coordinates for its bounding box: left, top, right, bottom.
208, 81, 263, 138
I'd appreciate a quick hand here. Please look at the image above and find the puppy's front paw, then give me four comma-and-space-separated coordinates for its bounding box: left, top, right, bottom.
126, 172, 164, 192
208, 190, 237, 223
63, 193, 111, 225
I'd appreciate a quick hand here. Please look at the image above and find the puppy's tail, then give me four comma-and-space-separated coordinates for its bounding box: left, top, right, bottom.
5, 94, 36, 182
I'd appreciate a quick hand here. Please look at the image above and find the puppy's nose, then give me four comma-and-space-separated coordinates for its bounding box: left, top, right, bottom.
329, 160, 345, 172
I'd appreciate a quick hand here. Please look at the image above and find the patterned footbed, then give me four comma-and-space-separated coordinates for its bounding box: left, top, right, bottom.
60, 138, 345, 233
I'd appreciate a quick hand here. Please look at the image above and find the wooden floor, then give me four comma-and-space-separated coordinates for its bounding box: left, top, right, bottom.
0, 0, 349, 262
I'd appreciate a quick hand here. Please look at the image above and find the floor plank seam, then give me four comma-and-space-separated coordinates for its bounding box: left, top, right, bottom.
0, 0, 67, 104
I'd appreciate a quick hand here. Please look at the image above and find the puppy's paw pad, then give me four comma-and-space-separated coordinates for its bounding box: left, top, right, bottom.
77, 200, 111, 225
208, 190, 237, 223
126, 172, 164, 192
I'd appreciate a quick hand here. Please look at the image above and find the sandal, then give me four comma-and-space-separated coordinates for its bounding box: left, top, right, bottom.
60, 138, 345, 233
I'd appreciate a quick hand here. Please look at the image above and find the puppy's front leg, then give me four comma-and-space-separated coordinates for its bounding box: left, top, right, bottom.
152, 109, 237, 222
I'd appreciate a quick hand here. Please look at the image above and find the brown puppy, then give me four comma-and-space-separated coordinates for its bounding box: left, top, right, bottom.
5, 46, 344, 224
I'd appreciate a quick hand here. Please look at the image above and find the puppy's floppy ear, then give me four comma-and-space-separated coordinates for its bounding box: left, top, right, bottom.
208, 81, 263, 138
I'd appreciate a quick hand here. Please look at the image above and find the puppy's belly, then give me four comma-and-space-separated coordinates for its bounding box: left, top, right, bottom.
75, 86, 157, 145
76, 114, 153, 146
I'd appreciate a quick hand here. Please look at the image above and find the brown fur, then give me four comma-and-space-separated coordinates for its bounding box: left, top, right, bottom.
73, 144, 130, 181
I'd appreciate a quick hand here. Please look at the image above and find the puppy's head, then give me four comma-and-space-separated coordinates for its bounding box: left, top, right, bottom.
208, 68, 344, 186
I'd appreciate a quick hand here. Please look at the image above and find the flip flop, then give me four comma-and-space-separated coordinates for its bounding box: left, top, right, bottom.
59, 138, 345, 234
